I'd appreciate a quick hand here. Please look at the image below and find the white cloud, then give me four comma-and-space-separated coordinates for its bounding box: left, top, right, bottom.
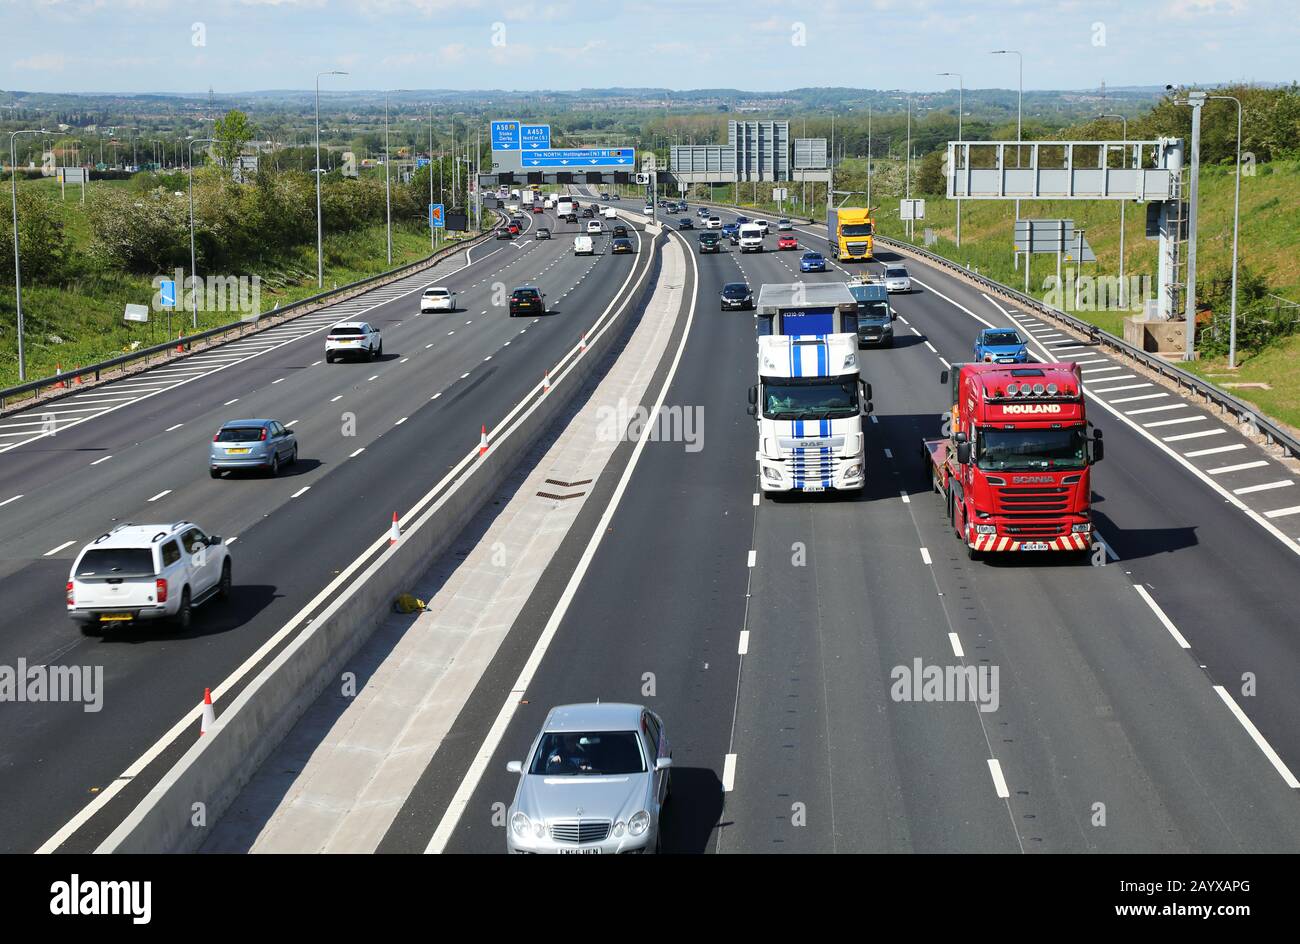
12, 53, 67, 70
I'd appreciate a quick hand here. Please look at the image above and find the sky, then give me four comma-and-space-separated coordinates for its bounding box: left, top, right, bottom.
1, 0, 1296, 95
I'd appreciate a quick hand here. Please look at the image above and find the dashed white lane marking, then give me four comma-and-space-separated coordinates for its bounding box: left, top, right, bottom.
400, 357, 410, 364
1126, 405, 1186, 416
1144, 416, 1206, 428
330, 395, 342, 402
924, 341, 937, 353
395, 417, 408, 426
1090, 382, 1149, 393
290, 486, 311, 499
884, 448, 893, 459
1185, 443, 1246, 458
899, 490, 911, 504
165, 423, 184, 432
224, 398, 239, 406
1133, 584, 1191, 648
920, 547, 932, 566
0, 494, 23, 508
722, 753, 738, 792
460, 372, 470, 379
286, 420, 300, 427
987, 759, 1011, 799
1233, 480, 1294, 496
367, 375, 379, 382
948, 633, 964, 658
349, 447, 365, 458
272, 378, 285, 385
225, 537, 238, 545
425, 343, 433, 349
90, 455, 112, 466
147, 490, 171, 502
44, 541, 76, 556
752, 492, 759, 506
1213, 686, 1300, 788
1164, 428, 1226, 442
738, 631, 750, 655
1209, 461, 1269, 475
1264, 505, 1300, 519
747, 549, 757, 568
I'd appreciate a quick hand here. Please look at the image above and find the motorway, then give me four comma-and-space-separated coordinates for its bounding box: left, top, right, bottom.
0, 199, 653, 853
379, 201, 1300, 853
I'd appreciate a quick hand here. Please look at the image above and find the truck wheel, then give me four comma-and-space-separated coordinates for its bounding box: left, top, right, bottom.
966, 544, 982, 562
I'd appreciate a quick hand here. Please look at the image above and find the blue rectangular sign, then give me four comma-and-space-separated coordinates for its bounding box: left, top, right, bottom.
159, 279, 176, 308
778, 308, 836, 336
520, 124, 551, 149
416, 157, 430, 168
491, 120, 520, 151
522, 147, 636, 168
429, 203, 445, 229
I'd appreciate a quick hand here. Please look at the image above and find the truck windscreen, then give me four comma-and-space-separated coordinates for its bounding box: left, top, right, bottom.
976, 427, 1087, 471
763, 378, 858, 420
857, 301, 890, 323
841, 223, 873, 236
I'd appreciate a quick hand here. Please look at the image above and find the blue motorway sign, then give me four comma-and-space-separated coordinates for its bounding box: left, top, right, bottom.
429, 203, 445, 229
491, 120, 520, 150
159, 279, 176, 308
522, 147, 635, 168
520, 124, 551, 149
416, 157, 430, 168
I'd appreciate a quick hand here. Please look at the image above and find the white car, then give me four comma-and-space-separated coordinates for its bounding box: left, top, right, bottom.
586, 219, 602, 234
419, 286, 456, 312
603, 206, 617, 219
883, 265, 913, 293
753, 219, 770, 235
643, 205, 654, 215
705, 216, 722, 229
573, 235, 594, 255
67, 522, 231, 633
325, 321, 382, 362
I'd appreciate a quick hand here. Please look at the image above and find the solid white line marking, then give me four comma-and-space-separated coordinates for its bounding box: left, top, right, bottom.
1208, 461, 1268, 475
1264, 505, 1300, 519
1185, 443, 1246, 457
747, 549, 756, 568
147, 490, 171, 502
1233, 480, 1293, 496
0, 494, 23, 508
920, 547, 932, 566
225, 537, 237, 545
1213, 686, 1300, 789
1164, 429, 1226, 442
290, 486, 311, 498
44, 541, 75, 556
987, 759, 1010, 798
924, 340, 937, 353
722, 753, 738, 792
90, 455, 112, 465
1133, 584, 1191, 648
165, 423, 183, 432
224, 398, 239, 406
948, 633, 964, 658
738, 631, 750, 655
349, 447, 365, 458
939, 356, 951, 369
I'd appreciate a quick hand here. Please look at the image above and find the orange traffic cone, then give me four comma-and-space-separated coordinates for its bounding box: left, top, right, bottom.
200, 688, 216, 735
54, 364, 65, 389
176, 330, 185, 353
478, 424, 489, 457
389, 512, 401, 546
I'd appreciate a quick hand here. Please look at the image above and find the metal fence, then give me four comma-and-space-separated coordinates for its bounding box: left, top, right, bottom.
1, 218, 503, 413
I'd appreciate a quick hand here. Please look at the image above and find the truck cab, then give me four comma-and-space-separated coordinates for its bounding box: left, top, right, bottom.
749, 284, 871, 495
924, 363, 1104, 558
826, 207, 875, 262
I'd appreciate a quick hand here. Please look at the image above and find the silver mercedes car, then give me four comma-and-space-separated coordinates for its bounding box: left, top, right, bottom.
505, 703, 672, 854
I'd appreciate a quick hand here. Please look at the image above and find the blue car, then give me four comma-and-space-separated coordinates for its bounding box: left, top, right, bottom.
721, 222, 740, 240
974, 328, 1029, 363
735, 215, 750, 225
799, 251, 826, 273
678, 217, 694, 229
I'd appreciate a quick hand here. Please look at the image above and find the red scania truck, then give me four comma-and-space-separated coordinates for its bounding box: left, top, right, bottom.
923, 362, 1104, 559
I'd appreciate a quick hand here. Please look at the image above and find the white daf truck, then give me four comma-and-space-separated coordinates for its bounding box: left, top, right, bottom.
747, 283, 872, 495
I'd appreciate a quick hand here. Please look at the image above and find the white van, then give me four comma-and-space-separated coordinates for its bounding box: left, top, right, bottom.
573, 235, 594, 255
738, 223, 765, 252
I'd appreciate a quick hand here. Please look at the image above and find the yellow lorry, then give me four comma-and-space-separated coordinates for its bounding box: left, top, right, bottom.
826, 207, 875, 262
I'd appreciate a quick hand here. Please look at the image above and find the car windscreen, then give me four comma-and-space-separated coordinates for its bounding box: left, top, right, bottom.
529, 730, 646, 776
982, 331, 1023, 346
976, 427, 1087, 471
512, 290, 539, 300
763, 377, 859, 419
76, 548, 155, 578
722, 284, 749, 297
886, 267, 908, 278
425, 289, 449, 296
216, 427, 264, 442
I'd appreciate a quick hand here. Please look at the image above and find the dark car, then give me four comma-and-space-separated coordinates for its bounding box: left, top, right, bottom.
581, 207, 594, 218
564, 212, 578, 223
720, 281, 753, 310
611, 237, 634, 254
496, 228, 514, 239
698, 232, 721, 253
612, 224, 629, 238
678, 218, 694, 230
600, 192, 610, 200
508, 286, 545, 316
735, 215, 750, 225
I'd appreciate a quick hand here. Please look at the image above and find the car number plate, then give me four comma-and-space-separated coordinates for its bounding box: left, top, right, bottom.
1020, 542, 1050, 551
99, 613, 132, 622
227, 448, 250, 454
801, 484, 826, 493
558, 847, 601, 854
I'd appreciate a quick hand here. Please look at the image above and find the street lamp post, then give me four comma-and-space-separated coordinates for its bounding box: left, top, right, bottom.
315, 70, 348, 288
383, 92, 392, 266
992, 49, 1023, 262
1096, 113, 1129, 308
1207, 95, 1244, 369
9, 128, 49, 382
939, 72, 963, 246
187, 136, 216, 331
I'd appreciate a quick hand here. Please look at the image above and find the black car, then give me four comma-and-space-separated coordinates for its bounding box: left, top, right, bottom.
612, 224, 629, 238
535, 227, 550, 240
581, 207, 594, 218
698, 232, 721, 253
600, 192, 610, 200
563, 212, 578, 223
678, 218, 694, 230
508, 286, 545, 316
720, 282, 753, 310
611, 238, 634, 255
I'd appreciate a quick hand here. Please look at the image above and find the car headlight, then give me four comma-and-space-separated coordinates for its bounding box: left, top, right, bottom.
628, 810, 650, 837
975, 525, 997, 534
511, 812, 532, 838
